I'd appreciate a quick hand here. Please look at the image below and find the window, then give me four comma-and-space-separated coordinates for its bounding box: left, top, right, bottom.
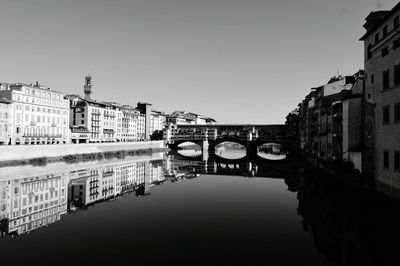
384, 150, 389, 169
381, 47, 389, 57
371, 74, 374, 84
383, 105, 390, 124
395, 151, 400, 172
395, 103, 400, 123
383, 69, 390, 90
383, 25, 388, 36
375, 32, 380, 44
395, 64, 400, 86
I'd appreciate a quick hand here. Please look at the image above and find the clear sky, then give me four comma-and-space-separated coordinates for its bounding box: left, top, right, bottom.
0, 0, 398, 124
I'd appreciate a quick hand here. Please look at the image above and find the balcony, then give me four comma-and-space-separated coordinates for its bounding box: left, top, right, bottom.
51, 123, 57, 127
23, 134, 62, 138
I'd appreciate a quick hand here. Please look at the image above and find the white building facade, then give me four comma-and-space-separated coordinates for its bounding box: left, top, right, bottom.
0, 83, 70, 145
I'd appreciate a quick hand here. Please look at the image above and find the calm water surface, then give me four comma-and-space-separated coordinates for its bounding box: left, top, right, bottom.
0, 150, 399, 265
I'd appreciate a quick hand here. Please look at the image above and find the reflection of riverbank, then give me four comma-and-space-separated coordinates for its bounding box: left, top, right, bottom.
294, 170, 400, 266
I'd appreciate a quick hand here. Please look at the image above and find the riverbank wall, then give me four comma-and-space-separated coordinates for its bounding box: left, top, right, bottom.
0, 141, 166, 162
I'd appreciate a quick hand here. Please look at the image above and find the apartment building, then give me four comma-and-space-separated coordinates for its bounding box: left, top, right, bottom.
360, 3, 400, 190
166, 111, 216, 126
0, 82, 70, 145
0, 98, 12, 145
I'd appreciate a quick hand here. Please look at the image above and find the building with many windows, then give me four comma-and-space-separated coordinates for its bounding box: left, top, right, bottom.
150, 110, 166, 139
0, 172, 69, 235
294, 71, 373, 175
360, 3, 400, 192
166, 111, 216, 126
0, 98, 12, 145
0, 82, 70, 145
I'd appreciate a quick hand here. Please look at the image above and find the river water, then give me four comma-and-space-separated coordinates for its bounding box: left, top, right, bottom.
0, 149, 399, 265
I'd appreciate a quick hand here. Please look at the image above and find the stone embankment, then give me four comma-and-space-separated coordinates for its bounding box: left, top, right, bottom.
0, 141, 166, 162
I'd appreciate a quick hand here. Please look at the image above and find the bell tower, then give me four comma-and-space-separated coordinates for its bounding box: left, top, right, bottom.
84, 75, 92, 100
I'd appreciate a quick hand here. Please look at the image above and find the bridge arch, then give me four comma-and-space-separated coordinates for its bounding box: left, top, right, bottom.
256, 142, 287, 161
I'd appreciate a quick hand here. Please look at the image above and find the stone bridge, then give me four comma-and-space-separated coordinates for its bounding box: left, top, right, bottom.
165, 124, 289, 158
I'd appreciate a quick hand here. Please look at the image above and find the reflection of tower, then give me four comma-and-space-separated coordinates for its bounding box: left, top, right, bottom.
84, 75, 92, 100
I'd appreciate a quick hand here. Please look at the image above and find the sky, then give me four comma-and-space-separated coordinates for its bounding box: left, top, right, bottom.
0, 0, 399, 124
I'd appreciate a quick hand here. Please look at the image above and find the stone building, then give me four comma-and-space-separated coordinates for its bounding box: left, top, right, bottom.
295, 71, 372, 174
150, 110, 167, 139
0, 97, 12, 145
0, 82, 70, 145
360, 3, 400, 193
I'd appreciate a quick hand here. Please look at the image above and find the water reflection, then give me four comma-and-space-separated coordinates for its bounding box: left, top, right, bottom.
215, 142, 246, 159
0, 152, 399, 266
257, 143, 287, 160
290, 170, 400, 266
0, 152, 292, 237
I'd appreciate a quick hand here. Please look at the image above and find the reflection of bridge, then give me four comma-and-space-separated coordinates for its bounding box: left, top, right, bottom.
165, 124, 289, 158
168, 151, 296, 179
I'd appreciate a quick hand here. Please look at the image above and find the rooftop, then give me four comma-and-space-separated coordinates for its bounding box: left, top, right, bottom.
360, 2, 400, 41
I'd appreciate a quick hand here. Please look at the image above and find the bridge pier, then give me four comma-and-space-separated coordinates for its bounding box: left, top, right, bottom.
202, 140, 209, 153
246, 141, 257, 160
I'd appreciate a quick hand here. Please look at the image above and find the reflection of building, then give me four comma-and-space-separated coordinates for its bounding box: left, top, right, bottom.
0, 156, 176, 236
295, 171, 400, 266
68, 160, 166, 207
0, 82, 71, 145
0, 173, 69, 235
360, 3, 400, 191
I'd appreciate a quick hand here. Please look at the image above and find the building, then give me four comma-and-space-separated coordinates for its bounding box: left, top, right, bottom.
69, 76, 119, 143
69, 96, 118, 143
0, 82, 70, 145
0, 98, 12, 145
136, 102, 152, 140
150, 110, 166, 139
166, 111, 216, 126
360, 3, 400, 192
68, 77, 150, 143
285, 108, 300, 153
295, 71, 372, 174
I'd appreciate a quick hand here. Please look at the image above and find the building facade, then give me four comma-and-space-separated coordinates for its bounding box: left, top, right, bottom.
360, 3, 400, 191
294, 71, 372, 174
0, 82, 70, 145
166, 111, 216, 126
150, 110, 166, 139
0, 98, 12, 145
